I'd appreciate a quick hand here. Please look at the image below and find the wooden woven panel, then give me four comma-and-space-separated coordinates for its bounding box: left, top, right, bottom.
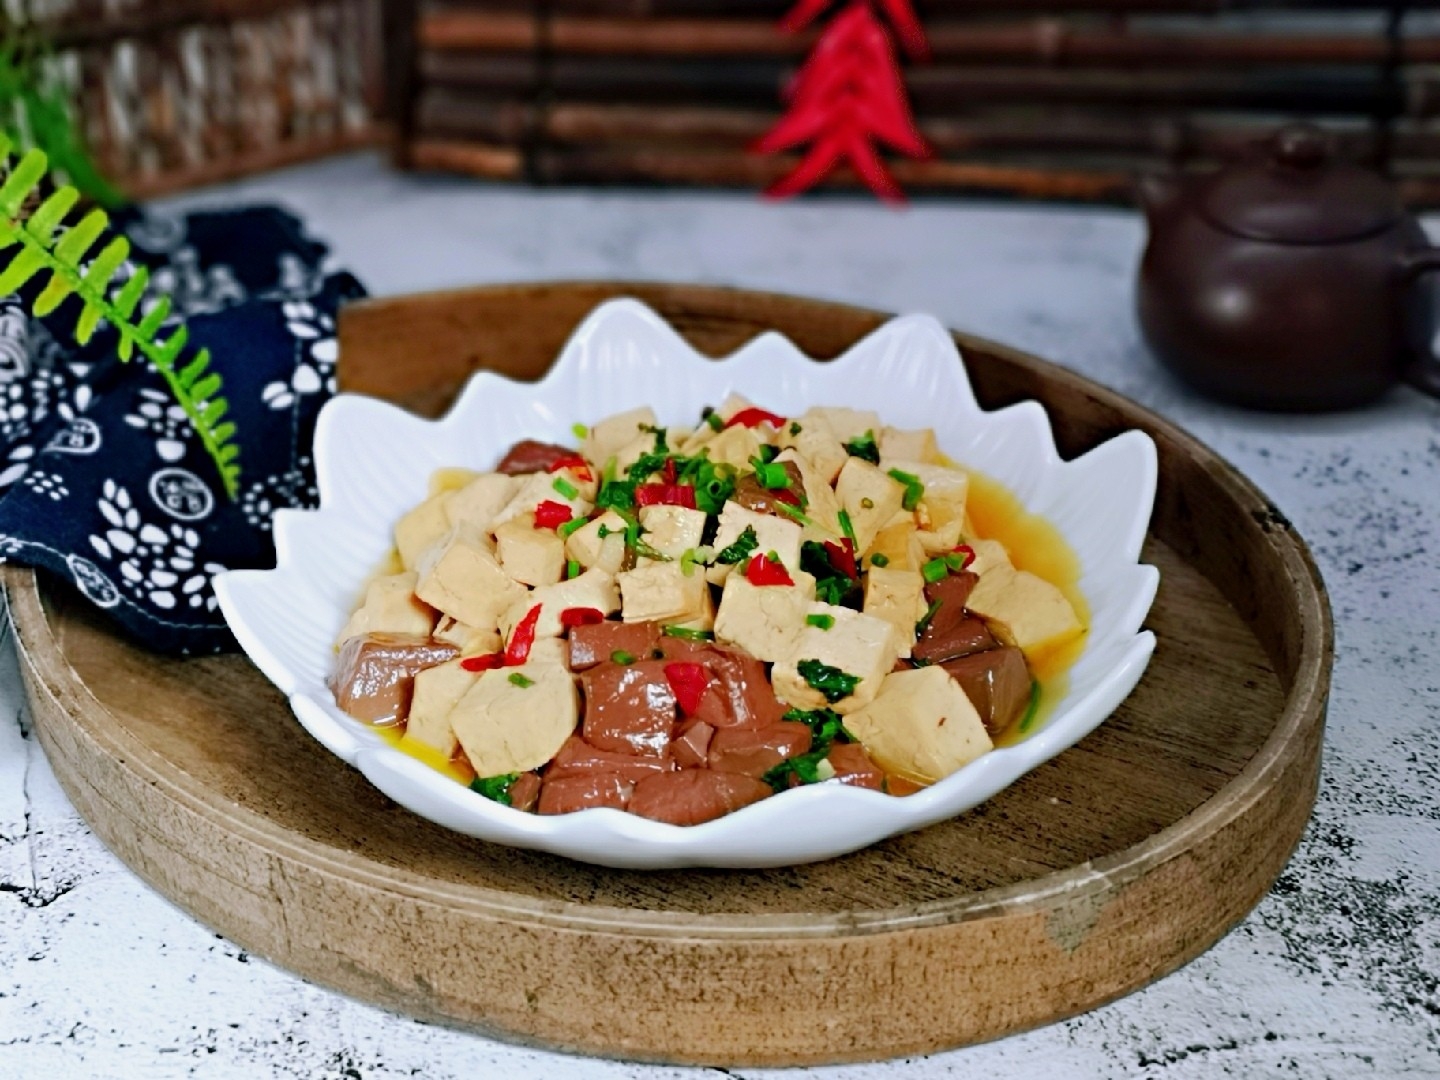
397, 0, 1440, 203
13, 0, 384, 197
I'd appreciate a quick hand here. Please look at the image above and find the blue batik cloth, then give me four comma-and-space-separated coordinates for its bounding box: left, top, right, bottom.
0, 204, 366, 655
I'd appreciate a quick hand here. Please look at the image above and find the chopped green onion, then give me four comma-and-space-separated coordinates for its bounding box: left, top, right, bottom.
508, 672, 535, 688
796, 659, 860, 703
806, 613, 835, 631
922, 557, 950, 583
559, 516, 588, 539
715, 525, 759, 565
915, 598, 942, 636
837, 509, 856, 546
662, 625, 714, 642
566, 559, 581, 579
470, 773, 519, 805
756, 444, 779, 464
774, 501, 817, 528
596, 523, 612, 539
752, 460, 790, 489
707, 411, 725, 432
861, 497, 874, 509
789, 421, 802, 436
843, 430, 880, 465
888, 468, 924, 512
869, 552, 890, 568
611, 649, 636, 665
571, 422, 589, 440
1018, 681, 1043, 734
552, 476, 580, 500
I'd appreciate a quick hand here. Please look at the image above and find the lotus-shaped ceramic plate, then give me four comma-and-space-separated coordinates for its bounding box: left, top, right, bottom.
216, 299, 1159, 869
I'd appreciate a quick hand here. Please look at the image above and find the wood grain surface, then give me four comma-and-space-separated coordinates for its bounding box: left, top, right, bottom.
7, 283, 1332, 1066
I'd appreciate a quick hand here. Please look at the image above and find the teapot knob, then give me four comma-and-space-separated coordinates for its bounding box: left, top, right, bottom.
1272, 124, 1329, 170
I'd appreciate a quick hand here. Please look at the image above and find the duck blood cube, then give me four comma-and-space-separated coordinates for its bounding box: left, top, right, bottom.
826, 742, 885, 790
708, 722, 813, 778
545, 735, 677, 784
567, 619, 663, 670
627, 769, 773, 826
495, 439, 579, 475
942, 646, 1033, 736
580, 659, 677, 757
538, 773, 635, 814
328, 632, 459, 725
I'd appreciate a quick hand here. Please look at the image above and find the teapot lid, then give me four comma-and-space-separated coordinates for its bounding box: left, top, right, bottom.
1199, 124, 1401, 244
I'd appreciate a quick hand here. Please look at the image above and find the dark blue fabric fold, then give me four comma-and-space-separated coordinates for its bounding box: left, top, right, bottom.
0, 204, 365, 655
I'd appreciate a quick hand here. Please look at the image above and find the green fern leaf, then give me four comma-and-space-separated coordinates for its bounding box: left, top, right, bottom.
82, 236, 129, 293
32, 271, 73, 316
177, 351, 210, 388
190, 374, 222, 403
111, 266, 148, 320
218, 443, 241, 464
137, 296, 171, 338
211, 421, 236, 444
200, 399, 228, 427
154, 325, 188, 368
25, 187, 77, 245
0, 245, 44, 293
74, 302, 103, 344
0, 147, 45, 217
53, 207, 107, 264
116, 331, 134, 361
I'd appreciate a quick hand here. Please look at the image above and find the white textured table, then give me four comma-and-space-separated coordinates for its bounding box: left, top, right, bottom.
2, 152, 1437, 1079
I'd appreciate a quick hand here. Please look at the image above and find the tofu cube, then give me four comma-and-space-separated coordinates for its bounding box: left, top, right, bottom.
583, 406, 657, 467
638, 504, 707, 559
611, 432, 663, 476
889, 460, 969, 535
965, 568, 1084, 660
863, 567, 927, 657
498, 567, 620, 641
844, 667, 993, 785
712, 501, 803, 572
774, 448, 843, 542
495, 512, 566, 587
445, 472, 520, 532
429, 467, 481, 495
865, 513, 925, 572
335, 571, 436, 645
704, 425, 763, 471
676, 393, 754, 455
777, 425, 850, 485
433, 616, 502, 656
771, 603, 901, 714
450, 660, 579, 777
394, 492, 455, 570
712, 572, 810, 662
879, 426, 942, 464
835, 459, 907, 554
491, 467, 594, 531
414, 525, 527, 630
403, 658, 478, 758
966, 538, 1014, 578
565, 510, 628, 575
917, 522, 966, 554
616, 560, 714, 627
798, 406, 882, 445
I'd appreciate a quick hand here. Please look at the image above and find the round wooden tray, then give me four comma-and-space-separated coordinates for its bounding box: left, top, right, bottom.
7, 283, 1332, 1067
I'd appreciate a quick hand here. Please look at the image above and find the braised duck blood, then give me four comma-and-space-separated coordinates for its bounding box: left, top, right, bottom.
627, 769, 774, 826
538, 773, 635, 815
495, 439, 579, 475
942, 646, 1033, 736
328, 633, 458, 725
568, 619, 663, 670
579, 660, 678, 757
707, 721, 813, 778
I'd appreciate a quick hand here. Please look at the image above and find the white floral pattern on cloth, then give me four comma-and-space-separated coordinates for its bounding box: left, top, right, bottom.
261, 301, 338, 411
87, 480, 226, 612
240, 455, 318, 532
124, 386, 193, 463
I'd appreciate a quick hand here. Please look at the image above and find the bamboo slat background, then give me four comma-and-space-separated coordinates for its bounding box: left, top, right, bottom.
6, 0, 384, 198
395, 0, 1440, 203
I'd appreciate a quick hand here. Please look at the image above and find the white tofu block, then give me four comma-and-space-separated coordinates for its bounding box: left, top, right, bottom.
917, 522, 966, 554
798, 406, 882, 445
445, 472, 520, 532
638, 504, 707, 559
777, 425, 849, 485
711, 501, 803, 571
676, 393, 754, 455
889, 460, 969, 533
495, 513, 566, 587
583, 406, 657, 467
429, 467, 481, 495
565, 510, 629, 575
704, 425, 763, 471
863, 567, 927, 658
774, 448, 843, 541
712, 572, 810, 663
879, 426, 941, 464
335, 571, 436, 645
491, 467, 594, 530
845, 667, 993, 784
404, 658, 478, 757
965, 538, 1014, 578
498, 567, 620, 641
865, 514, 924, 572
965, 568, 1084, 659
414, 525, 527, 630
835, 458, 907, 554
394, 492, 455, 570
432, 616, 503, 656
611, 432, 662, 476
771, 603, 900, 715
616, 560, 714, 627
450, 661, 578, 777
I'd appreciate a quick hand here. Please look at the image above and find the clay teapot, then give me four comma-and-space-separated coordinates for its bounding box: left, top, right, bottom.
1137, 123, 1440, 410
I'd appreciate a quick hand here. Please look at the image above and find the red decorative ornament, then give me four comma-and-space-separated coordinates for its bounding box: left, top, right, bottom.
757, 0, 931, 202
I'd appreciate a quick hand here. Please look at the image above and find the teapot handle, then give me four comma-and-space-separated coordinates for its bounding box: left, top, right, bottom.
1398, 247, 1440, 398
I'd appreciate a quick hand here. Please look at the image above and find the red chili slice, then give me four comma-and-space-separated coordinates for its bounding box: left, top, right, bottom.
460, 653, 504, 672
559, 607, 605, 629
664, 661, 711, 716
952, 544, 976, 569
533, 500, 574, 530
745, 552, 795, 587
824, 537, 858, 580
661, 457, 677, 485
546, 454, 593, 482
635, 483, 698, 510
503, 604, 542, 666
725, 407, 787, 430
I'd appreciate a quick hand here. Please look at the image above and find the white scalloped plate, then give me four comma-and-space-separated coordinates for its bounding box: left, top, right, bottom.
215, 299, 1159, 869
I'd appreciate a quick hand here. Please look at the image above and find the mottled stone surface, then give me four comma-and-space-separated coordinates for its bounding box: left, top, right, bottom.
2, 153, 1437, 1079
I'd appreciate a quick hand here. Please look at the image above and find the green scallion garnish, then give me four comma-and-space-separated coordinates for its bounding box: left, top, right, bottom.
922, 557, 949, 583
837, 508, 856, 546
915, 598, 942, 636
558, 516, 588, 539
888, 468, 924, 512
806, 613, 835, 630
571, 422, 589, 440
611, 649, 636, 665
508, 672, 535, 688
552, 476, 580, 500
662, 625, 715, 642
869, 553, 890, 568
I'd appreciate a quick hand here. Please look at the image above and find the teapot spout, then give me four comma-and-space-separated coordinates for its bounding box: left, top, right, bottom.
1135, 172, 1184, 222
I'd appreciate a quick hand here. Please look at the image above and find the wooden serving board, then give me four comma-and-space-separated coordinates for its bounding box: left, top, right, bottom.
6, 283, 1332, 1067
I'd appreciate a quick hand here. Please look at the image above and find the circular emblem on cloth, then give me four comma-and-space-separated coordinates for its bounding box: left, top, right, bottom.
66, 555, 120, 608
46, 417, 102, 455
149, 467, 214, 522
